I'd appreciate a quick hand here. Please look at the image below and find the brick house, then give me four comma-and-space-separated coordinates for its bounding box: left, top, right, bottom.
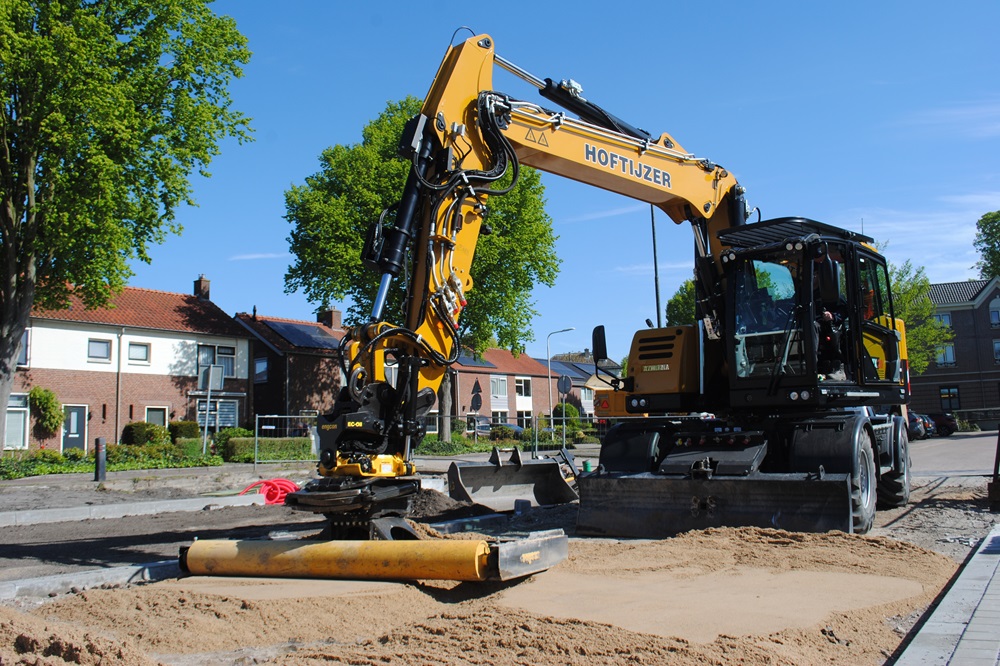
451, 348, 556, 431
8, 276, 251, 452
909, 277, 1000, 428
234, 308, 345, 418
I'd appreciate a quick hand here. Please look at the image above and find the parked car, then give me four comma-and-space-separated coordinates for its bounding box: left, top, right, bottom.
473, 419, 524, 438
918, 413, 936, 437
907, 410, 926, 440
928, 413, 959, 437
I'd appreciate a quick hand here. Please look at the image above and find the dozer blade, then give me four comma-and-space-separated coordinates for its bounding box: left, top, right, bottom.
576, 471, 852, 538
448, 447, 578, 512
179, 530, 567, 582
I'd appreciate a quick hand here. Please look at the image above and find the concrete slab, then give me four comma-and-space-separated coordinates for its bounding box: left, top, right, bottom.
0, 560, 179, 600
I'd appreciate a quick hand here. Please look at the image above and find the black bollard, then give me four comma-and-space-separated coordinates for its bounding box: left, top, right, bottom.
94, 437, 106, 482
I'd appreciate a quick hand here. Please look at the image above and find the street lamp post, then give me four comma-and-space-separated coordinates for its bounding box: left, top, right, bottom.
547, 327, 575, 441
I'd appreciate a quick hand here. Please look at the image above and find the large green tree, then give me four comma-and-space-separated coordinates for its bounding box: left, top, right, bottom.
284, 96, 559, 355
889, 259, 952, 375
665, 278, 695, 326
0, 0, 251, 446
973, 210, 1000, 278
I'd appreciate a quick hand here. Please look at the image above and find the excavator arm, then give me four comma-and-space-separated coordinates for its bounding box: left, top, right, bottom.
287, 32, 748, 529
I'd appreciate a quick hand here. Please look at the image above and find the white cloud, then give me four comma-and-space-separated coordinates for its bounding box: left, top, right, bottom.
228, 252, 291, 261
902, 100, 1000, 139
559, 203, 648, 224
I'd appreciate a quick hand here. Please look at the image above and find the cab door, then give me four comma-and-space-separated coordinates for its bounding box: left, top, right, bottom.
856, 253, 904, 385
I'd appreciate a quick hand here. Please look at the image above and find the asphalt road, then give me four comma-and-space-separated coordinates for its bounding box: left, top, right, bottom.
909, 429, 999, 477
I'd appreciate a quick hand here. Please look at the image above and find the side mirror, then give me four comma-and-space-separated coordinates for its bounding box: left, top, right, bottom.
592, 325, 608, 363
818, 257, 840, 306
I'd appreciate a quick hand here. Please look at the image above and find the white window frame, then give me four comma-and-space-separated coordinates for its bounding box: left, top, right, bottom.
936, 344, 956, 366
933, 313, 952, 327
581, 386, 594, 401
516, 410, 533, 428
128, 342, 151, 364
490, 376, 507, 399
5, 393, 29, 450
424, 410, 439, 434
88, 338, 112, 363
198, 344, 236, 379
145, 406, 168, 426
515, 377, 531, 397
491, 410, 509, 425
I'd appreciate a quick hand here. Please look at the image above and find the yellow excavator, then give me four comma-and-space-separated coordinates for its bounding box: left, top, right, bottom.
276, 30, 911, 544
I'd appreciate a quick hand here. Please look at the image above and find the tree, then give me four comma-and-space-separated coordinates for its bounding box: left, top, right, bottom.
0, 1, 251, 445
665, 279, 695, 326
889, 259, 952, 375
285, 97, 559, 442
973, 210, 1000, 278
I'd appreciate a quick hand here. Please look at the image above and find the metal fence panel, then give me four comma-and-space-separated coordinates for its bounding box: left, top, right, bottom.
253, 414, 319, 471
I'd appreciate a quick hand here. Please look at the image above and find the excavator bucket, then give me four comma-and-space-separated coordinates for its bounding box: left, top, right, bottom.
575, 471, 852, 538
448, 447, 578, 512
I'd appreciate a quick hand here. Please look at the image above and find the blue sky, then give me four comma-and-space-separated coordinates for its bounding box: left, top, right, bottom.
128, 1, 1000, 361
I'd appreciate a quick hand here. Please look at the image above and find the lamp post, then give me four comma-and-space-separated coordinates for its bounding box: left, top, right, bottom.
547, 327, 575, 441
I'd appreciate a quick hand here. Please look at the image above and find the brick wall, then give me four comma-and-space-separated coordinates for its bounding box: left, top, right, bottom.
13, 368, 248, 450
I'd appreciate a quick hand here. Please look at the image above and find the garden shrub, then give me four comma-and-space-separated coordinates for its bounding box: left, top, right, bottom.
28, 387, 63, 438
121, 421, 171, 446
169, 420, 201, 442
176, 437, 206, 458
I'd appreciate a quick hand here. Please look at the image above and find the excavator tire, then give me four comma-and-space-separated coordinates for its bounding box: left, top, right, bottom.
851, 432, 877, 533
877, 428, 911, 509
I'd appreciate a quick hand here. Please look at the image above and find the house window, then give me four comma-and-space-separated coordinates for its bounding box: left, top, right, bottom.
5, 394, 28, 450
88, 339, 112, 362
940, 386, 960, 411
198, 344, 235, 378
145, 407, 167, 426
128, 342, 150, 363
933, 313, 952, 327
490, 376, 507, 399
581, 386, 594, 401
197, 399, 238, 430
936, 344, 956, 366
17, 330, 28, 367
991, 298, 1000, 327
424, 411, 439, 434
254, 357, 269, 383
994, 340, 1000, 364
515, 377, 531, 397
517, 410, 532, 428
492, 410, 509, 425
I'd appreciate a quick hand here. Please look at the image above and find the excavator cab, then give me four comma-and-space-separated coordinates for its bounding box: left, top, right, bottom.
718, 217, 907, 412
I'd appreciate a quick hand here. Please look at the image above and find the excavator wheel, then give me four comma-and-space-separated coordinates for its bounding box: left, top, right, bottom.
851, 432, 877, 533
877, 428, 911, 509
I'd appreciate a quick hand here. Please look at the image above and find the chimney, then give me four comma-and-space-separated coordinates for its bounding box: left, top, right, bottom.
194, 274, 210, 300
317, 306, 342, 329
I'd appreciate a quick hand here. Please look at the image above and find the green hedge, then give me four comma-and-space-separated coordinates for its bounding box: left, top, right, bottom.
121, 421, 171, 446
169, 420, 201, 442
0, 445, 221, 480
220, 436, 314, 463
176, 437, 207, 458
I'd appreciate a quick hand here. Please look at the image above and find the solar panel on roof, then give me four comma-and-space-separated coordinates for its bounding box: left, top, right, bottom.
264, 320, 341, 350
457, 351, 496, 368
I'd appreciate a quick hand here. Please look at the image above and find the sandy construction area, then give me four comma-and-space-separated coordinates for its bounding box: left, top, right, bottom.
1, 524, 955, 665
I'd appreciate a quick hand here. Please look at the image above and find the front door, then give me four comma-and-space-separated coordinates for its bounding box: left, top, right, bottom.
62, 405, 87, 452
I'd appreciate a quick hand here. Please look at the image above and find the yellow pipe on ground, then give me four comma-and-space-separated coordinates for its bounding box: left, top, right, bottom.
182, 539, 492, 582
